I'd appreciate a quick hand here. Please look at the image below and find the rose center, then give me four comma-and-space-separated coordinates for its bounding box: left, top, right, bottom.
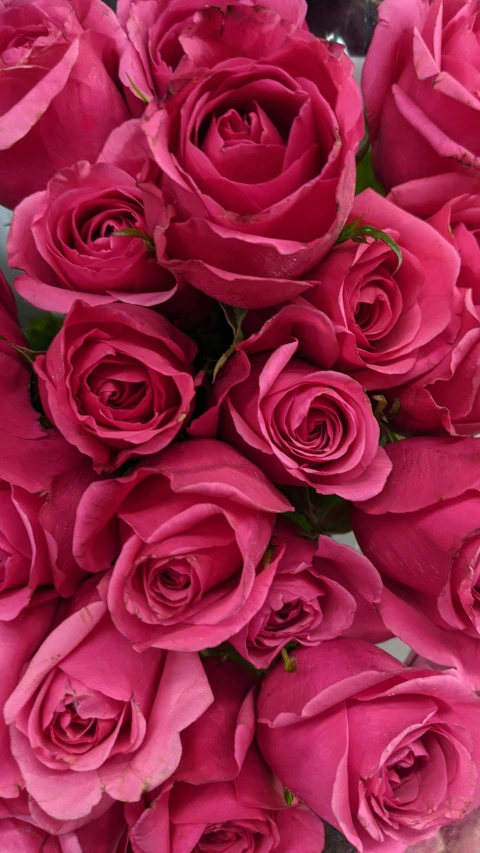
197, 824, 250, 852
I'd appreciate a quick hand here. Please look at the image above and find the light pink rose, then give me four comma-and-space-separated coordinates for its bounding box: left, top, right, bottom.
8, 151, 177, 313
229, 520, 386, 668
363, 0, 480, 190
34, 302, 199, 473
4, 578, 213, 824
0, 794, 128, 853
257, 640, 480, 853
117, 0, 307, 102
73, 439, 291, 651
306, 189, 461, 390
191, 305, 391, 501
0, 0, 129, 210
352, 436, 480, 689
143, 5, 364, 308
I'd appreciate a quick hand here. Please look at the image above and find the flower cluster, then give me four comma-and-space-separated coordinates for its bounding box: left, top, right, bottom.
1, 0, 480, 851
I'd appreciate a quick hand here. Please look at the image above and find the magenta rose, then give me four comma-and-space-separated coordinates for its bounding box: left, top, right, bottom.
8, 152, 178, 313
3, 578, 213, 824
143, 4, 364, 308
257, 640, 480, 853
34, 302, 199, 473
352, 436, 480, 689
118, 0, 307, 102
126, 774, 325, 853
0, 794, 127, 853
0, 602, 56, 800
0, 0, 129, 210
306, 189, 461, 390
229, 520, 386, 668
191, 305, 391, 500
73, 439, 291, 651
363, 0, 480, 190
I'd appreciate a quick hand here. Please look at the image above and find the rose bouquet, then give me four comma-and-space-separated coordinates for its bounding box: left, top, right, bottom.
0, 0, 480, 851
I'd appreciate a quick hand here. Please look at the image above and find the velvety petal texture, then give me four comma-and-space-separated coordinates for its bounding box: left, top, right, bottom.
143, 5, 364, 307
35, 301, 199, 472
73, 439, 291, 651
0, 0, 129, 209
257, 640, 480, 853
353, 437, 480, 688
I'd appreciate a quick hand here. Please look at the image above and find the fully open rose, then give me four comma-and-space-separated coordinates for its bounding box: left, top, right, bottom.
34, 302, 199, 473
352, 437, 480, 689
257, 640, 480, 853
363, 0, 480, 190
118, 0, 307, 102
3, 579, 213, 824
0, 0, 129, 210
143, 4, 364, 308
73, 439, 291, 651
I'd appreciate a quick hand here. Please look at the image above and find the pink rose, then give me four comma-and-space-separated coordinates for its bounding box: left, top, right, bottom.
0, 0, 129, 210
352, 436, 480, 689
0, 794, 127, 853
229, 520, 386, 668
363, 0, 480, 190
257, 640, 480, 853
126, 775, 325, 853
8, 149, 178, 313
34, 302, 199, 473
306, 189, 461, 390
73, 439, 291, 651
143, 5, 364, 308
0, 602, 56, 799
118, 0, 307, 102
191, 305, 391, 500
3, 578, 213, 824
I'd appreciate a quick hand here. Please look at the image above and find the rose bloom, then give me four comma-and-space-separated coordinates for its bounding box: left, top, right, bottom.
0, 0, 129, 210
257, 640, 480, 853
8, 128, 178, 312
3, 577, 213, 825
118, 0, 307, 102
0, 794, 127, 853
191, 304, 391, 500
363, 0, 480, 190
306, 189, 461, 390
143, 4, 364, 308
127, 655, 325, 853
73, 439, 291, 651
352, 436, 480, 689
229, 520, 386, 668
34, 301, 199, 473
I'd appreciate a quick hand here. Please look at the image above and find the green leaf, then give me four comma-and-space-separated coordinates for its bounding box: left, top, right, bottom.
111, 228, 156, 253
336, 221, 403, 273
355, 148, 385, 196
24, 313, 63, 352
213, 305, 248, 381
126, 75, 150, 104
284, 788, 295, 806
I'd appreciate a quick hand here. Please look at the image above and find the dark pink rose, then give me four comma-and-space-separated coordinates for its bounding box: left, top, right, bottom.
229, 520, 386, 668
0, 0, 129, 210
191, 305, 391, 500
257, 640, 480, 853
8, 153, 178, 313
73, 439, 291, 651
363, 0, 480, 190
0, 602, 56, 799
143, 5, 364, 308
306, 189, 461, 390
352, 436, 480, 689
3, 579, 213, 824
34, 302, 199, 473
0, 794, 128, 852
118, 0, 307, 102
